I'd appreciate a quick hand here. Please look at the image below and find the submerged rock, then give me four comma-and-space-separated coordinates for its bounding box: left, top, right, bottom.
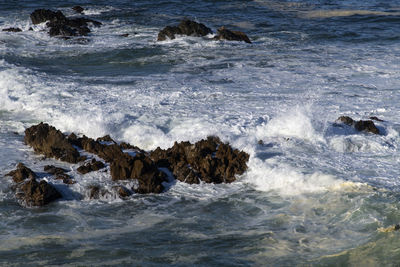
214, 26, 251, 43
337, 116, 380, 134
24, 122, 83, 163
150, 136, 249, 184
157, 19, 212, 41
2, 27, 22, 32
6, 163, 36, 183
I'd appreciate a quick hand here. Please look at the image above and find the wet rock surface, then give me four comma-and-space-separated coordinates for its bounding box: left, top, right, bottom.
30, 9, 101, 38
7, 163, 61, 206
337, 116, 380, 134
157, 19, 212, 41
150, 136, 249, 184
72, 6, 84, 14
6, 163, 36, 183
24, 122, 83, 163
8, 123, 249, 202
214, 26, 252, 43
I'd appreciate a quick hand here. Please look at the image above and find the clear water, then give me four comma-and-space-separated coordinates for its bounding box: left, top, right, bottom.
1, 0, 400, 265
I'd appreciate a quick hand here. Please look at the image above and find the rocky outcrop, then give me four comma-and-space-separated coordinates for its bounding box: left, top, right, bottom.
214, 26, 251, 43
44, 165, 75, 184
6, 163, 36, 183
21, 123, 250, 196
7, 163, 61, 206
337, 116, 380, 134
30, 9, 101, 38
2, 27, 22, 32
24, 122, 83, 163
157, 19, 212, 41
150, 136, 249, 184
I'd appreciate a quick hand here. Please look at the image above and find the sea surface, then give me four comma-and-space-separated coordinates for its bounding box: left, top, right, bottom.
1, 0, 400, 266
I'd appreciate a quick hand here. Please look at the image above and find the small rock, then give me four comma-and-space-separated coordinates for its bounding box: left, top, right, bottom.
369, 116, 384, 122
120, 33, 129, 37
114, 185, 132, 198
72, 6, 84, 14
30, 9, 66, 25
88, 185, 109, 199
338, 116, 355, 126
157, 19, 212, 41
214, 26, 251, 43
2, 27, 22, 32
77, 159, 105, 174
55, 173, 75, 184
6, 163, 36, 183
337, 116, 380, 134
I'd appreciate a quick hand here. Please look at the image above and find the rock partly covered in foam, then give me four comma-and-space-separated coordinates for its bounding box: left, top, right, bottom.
150, 136, 249, 184
214, 26, 252, 43
7, 163, 61, 206
337, 116, 380, 134
20, 123, 250, 197
30, 9, 101, 38
24, 122, 83, 163
157, 19, 213, 41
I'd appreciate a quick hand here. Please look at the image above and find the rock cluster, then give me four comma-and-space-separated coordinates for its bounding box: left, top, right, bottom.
6, 163, 61, 206
157, 19, 251, 43
16, 122, 250, 201
337, 116, 380, 134
30, 9, 101, 37
151, 136, 249, 184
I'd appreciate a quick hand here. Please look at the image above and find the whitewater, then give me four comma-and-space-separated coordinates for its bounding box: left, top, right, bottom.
1, 0, 400, 265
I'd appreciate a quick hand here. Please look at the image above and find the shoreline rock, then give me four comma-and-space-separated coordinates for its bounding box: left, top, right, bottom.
157, 19, 212, 41
214, 26, 251, 43
337, 116, 380, 134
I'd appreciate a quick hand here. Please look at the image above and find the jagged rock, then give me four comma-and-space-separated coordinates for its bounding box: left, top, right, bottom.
6, 163, 36, 183
214, 26, 251, 43
77, 159, 105, 174
30, 9, 66, 25
24, 122, 83, 163
157, 19, 212, 41
44, 165, 68, 175
355, 120, 380, 134
16, 178, 61, 206
337, 116, 380, 134
150, 136, 249, 184
110, 153, 166, 194
96, 135, 115, 143
72, 6, 84, 14
2, 27, 22, 32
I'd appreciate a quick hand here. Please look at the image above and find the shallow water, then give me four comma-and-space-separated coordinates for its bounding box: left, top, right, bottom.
1, 0, 400, 266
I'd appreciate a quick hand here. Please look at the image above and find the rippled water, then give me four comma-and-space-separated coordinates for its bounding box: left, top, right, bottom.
1, 0, 400, 266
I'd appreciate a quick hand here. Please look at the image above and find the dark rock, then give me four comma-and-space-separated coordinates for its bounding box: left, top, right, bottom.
72, 6, 84, 14
24, 122, 82, 163
337, 116, 380, 134
30, 9, 66, 25
150, 136, 249, 184
354, 120, 380, 134
16, 178, 61, 206
120, 33, 129, 37
96, 135, 115, 143
2, 27, 22, 32
6, 163, 36, 183
369, 116, 384, 122
395, 224, 400, 231
338, 116, 355, 126
28, 27, 33, 31
214, 26, 251, 43
77, 159, 105, 174
157, 19, 212, 41
44, 165, 68, 175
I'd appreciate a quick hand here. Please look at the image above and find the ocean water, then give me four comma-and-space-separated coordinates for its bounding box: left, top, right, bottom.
1, 0, 400, 265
